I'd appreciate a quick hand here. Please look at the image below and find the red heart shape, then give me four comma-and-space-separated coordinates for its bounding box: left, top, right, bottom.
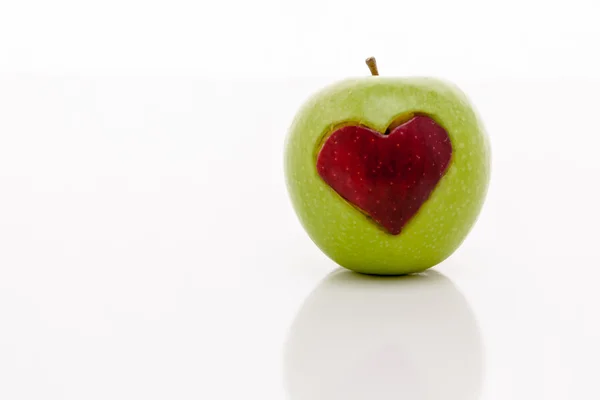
316, 115, 452, 235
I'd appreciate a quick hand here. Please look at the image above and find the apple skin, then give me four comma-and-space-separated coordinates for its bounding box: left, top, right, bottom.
284, 77, 490, 275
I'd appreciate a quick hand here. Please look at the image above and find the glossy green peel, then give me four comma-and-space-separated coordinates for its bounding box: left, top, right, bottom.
285, 77, 490, 275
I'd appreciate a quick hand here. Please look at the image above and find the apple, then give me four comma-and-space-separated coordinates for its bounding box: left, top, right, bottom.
284, 58, 490, 275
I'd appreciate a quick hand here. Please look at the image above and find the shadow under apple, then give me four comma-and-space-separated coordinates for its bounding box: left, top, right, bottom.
284, 269, 483, 400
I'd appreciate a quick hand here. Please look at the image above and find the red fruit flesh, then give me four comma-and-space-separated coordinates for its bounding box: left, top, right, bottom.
316, 115, 452, 235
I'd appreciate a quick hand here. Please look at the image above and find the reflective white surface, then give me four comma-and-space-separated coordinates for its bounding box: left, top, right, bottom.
0, 76, 599, 399
285, 270, 483, 400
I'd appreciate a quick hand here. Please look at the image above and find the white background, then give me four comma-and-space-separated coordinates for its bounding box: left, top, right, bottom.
0, 0, 599, 399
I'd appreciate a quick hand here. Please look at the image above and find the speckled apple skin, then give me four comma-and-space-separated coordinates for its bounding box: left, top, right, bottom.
284, 77, 490, 275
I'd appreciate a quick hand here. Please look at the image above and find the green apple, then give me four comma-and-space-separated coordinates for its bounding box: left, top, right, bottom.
284, 58, 490, 275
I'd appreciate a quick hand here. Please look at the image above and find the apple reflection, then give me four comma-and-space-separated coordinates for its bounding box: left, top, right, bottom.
284, 269, 483, 400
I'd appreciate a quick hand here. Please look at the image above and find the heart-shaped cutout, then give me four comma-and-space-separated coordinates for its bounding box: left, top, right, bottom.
316, 115, 452, 235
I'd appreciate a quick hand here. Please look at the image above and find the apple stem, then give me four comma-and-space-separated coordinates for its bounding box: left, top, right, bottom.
365, 57, 379, 76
